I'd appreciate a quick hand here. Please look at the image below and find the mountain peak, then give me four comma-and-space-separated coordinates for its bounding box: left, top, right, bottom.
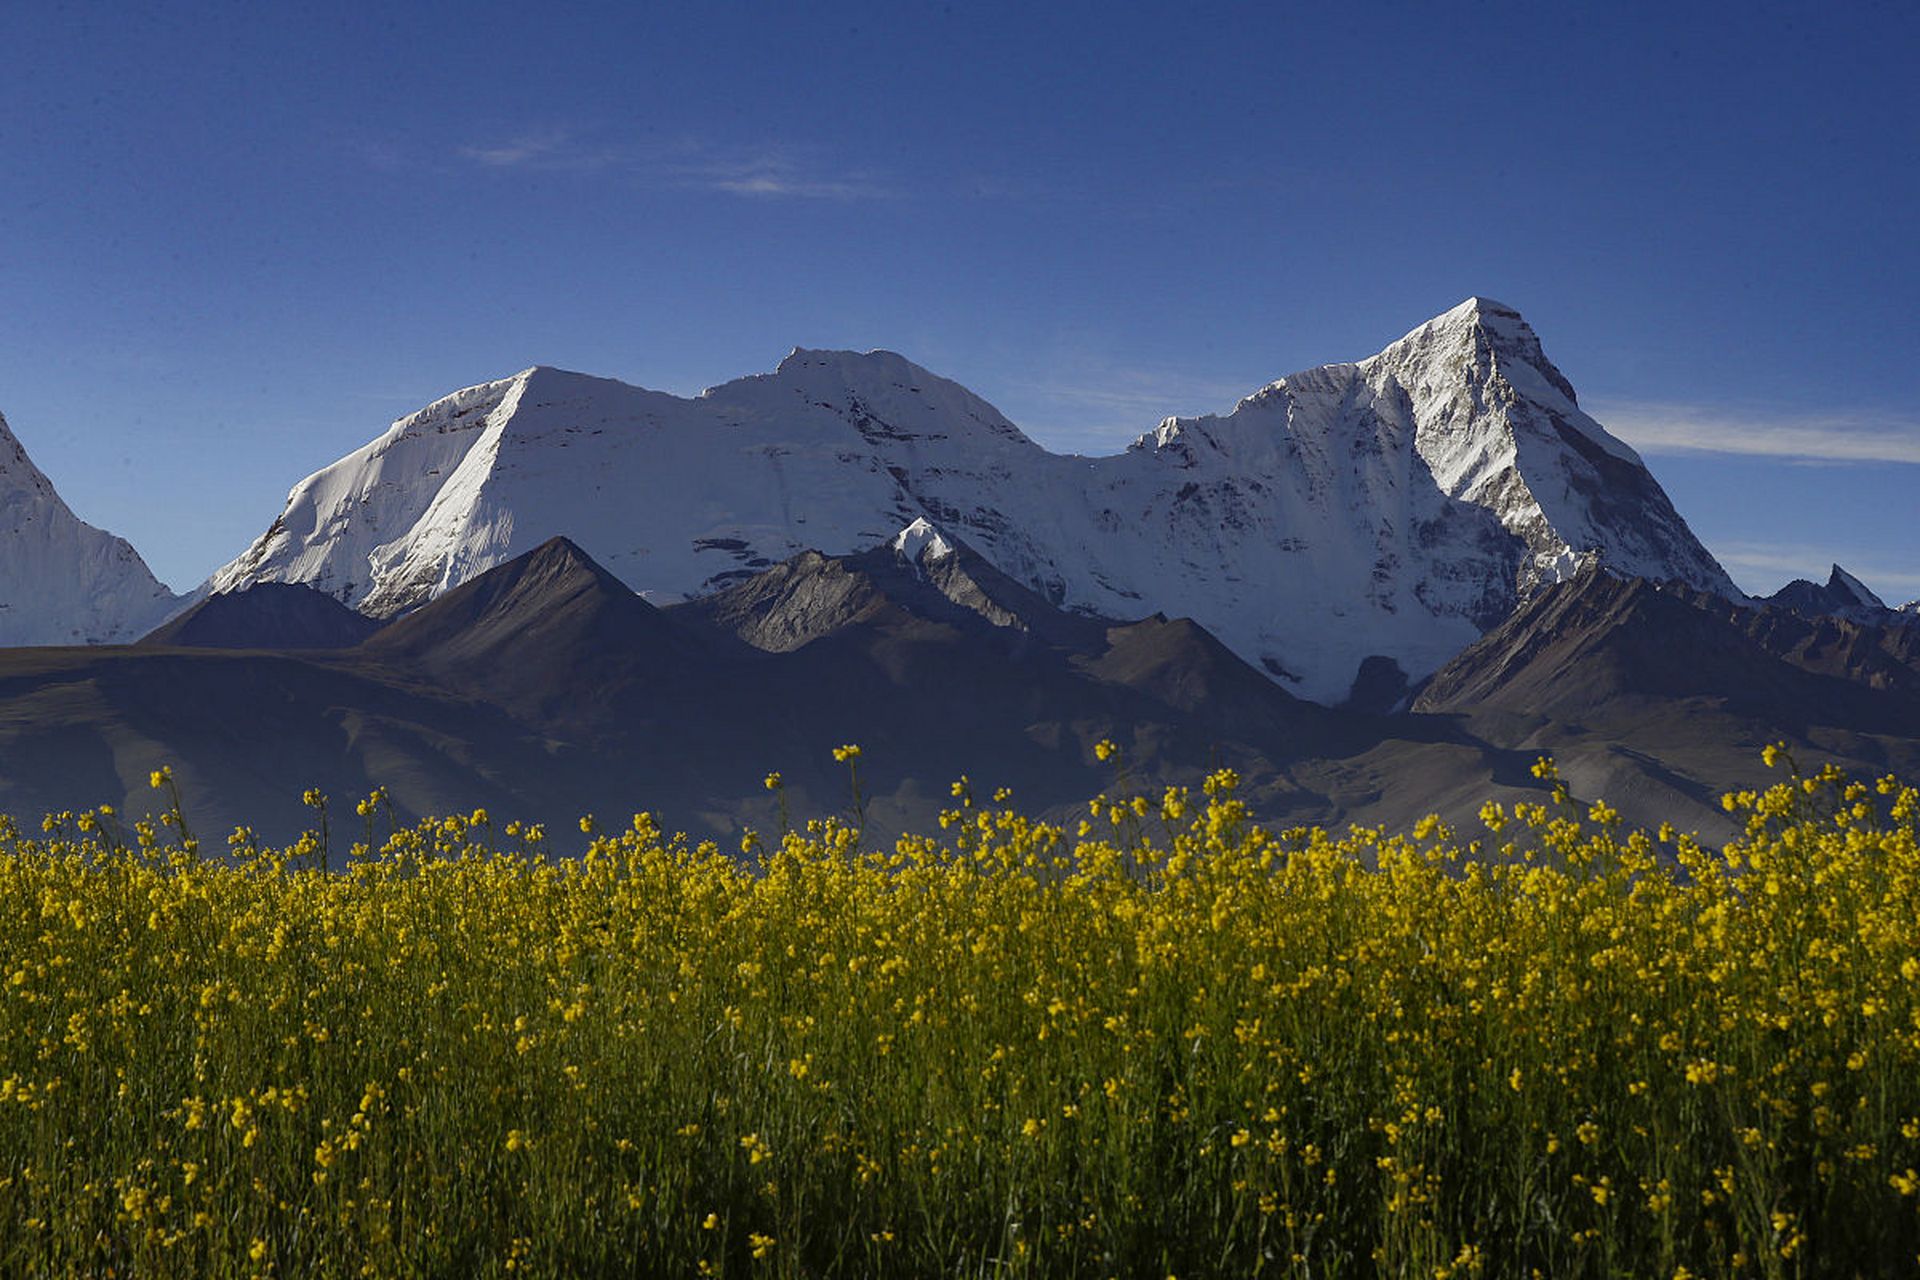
0, 406, 181, 643
1345, 299, 1738, 603
1382, 296, 1559, 385
771, 346, 926, 382
890, 517, 954, 568
1438, 295, 1524, 323
139, 581, 381, 650
1764, 564, 1890, 622
1827, 564, 1885, 610
359, 536, 689, 722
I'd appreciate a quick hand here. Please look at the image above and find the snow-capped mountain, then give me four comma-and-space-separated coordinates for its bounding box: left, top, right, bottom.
0, 408, 180, 645
1359, 300, 1737, 597
207, 298, 1735, 702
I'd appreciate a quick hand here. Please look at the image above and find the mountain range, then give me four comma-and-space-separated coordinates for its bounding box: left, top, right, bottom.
199, 298, 1736, 704
0, 299, 1912, 844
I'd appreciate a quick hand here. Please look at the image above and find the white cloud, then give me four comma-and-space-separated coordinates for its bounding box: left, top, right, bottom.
460, 139, 557, 168
454, 130, 605, 170
663, 148, 893, 201
452, 132, 891, 200
1591, 400, 1920, 466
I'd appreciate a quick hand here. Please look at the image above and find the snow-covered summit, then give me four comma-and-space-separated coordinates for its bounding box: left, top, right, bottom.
0, 408, 181, 645
890, 517, 955, 568
206, 300, 1738, 702
1353, 296, 1729, 595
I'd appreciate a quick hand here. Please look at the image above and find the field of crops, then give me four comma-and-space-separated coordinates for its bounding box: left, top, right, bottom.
1, 750, 1917, 1278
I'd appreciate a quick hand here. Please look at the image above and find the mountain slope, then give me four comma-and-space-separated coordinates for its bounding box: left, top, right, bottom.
139, 582, 383, 649
0, 642, 562, 846
206, 300, 1736, 702
677, 517, 1108, 656
0, 409, 180, 644
1414, 569, 1920, 836
359, 535, 707, 728
1414, 569, 1894, 725
6, 537, 1915, 852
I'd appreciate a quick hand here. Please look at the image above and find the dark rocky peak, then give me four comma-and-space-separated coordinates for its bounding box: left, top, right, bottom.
361, 536, 686, 671
1764, 564, 1892, 624
678, 522, 1109, 656
139, 582, 382, 650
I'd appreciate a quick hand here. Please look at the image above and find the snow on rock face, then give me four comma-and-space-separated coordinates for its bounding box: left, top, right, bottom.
206, 301, 1738, 703
1364, 298, 1739, 598
890, 517, 954, 569
209, 358, 1037, 620
0, 409, 180, 645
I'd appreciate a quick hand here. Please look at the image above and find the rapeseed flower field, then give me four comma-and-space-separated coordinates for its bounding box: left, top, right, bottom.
1, 750, 1917, 1277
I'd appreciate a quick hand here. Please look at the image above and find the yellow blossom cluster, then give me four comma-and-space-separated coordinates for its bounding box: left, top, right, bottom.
0, 753, 1916, 1276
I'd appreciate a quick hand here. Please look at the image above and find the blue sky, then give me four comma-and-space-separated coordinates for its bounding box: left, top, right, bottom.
1, 1, 1916, 600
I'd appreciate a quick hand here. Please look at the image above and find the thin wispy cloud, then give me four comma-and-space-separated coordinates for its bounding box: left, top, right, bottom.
451, 131, 893, 200
661, 148, 893, 201
458, 132, 579, 169
1709, 539, 1920, 602
1592, 400, 1920, 466
1007, 368, 1265, 454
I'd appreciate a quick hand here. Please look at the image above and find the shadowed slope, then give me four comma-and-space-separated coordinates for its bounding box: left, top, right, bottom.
0, 644, 561, 846
140, 582, 384, 649
1414, 568, 1911, 730
360, 536, 710, 726
1414, 568, 1920, 840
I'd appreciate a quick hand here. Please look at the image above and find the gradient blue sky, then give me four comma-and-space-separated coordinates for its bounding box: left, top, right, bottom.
2, 1, 1916, 600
